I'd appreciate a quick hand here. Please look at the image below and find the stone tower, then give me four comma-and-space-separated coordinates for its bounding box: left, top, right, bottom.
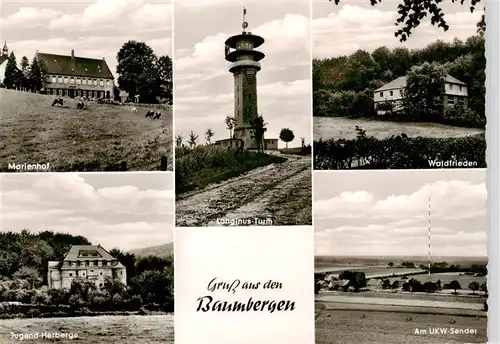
224, 8, 265, 149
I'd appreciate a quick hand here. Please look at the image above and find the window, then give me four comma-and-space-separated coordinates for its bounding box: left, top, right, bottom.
399, 90, 403, 96
447, 96, 455, 105
106, 81, 111, 87
93, 80, 97, 86
90, 270, 94, 272
77, 78, 81, 85
98, 261, 102, 267
51, 76, 56, 83
448, 84, 453, 90
380, 92, 383, 97
459, 85, 463, 91
99, 80, 104, 86
89, 261, 94, 266
69, 273, 73, 276
100, 272, 103, 276
58, 77, 62, 84
389, 90, 393, 96
71, 262, 76, 267
70, 77, 75, 84
99, 283, 103, 287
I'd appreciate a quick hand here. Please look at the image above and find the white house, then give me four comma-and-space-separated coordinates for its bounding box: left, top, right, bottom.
48, 244, 127, 290
373, 74, 468, 114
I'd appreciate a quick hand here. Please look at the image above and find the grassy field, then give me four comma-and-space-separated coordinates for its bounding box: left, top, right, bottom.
0, 315, 173, 344
315, 303, 487, 344
175, 145, 287, 194
314, 117, 485, 141
317, 292, 486, 307
0, 89, 172, 171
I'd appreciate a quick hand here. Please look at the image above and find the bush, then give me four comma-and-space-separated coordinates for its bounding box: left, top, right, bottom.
175, 145, 286, 194
314, 127, 486, 169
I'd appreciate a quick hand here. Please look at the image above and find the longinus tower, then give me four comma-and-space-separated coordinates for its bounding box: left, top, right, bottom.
224, 8, 265, 149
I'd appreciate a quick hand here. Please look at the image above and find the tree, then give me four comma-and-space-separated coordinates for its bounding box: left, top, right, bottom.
103, 276, 126, 298
447, 280, 462, 293
382, 279, 391, 289
3, 52, 19, 89
391, 280, 400, 290
329, 0, 482, 42
116, 41, 157, 102
423, 281, 439, 293
157, 55, 173, 105
175, 134, 183, 147
250, 115, 267, 153
205, 128, 215, 145
403, 62, 446, 121
387, 262, 394, 268
468, 281, 480, 295
279, 128, 295, 149
28, 54, 46, 93
476, 14, 485, 37
480, 282, 487, 295
188, 131, 199, 148
225, 116, 235, 139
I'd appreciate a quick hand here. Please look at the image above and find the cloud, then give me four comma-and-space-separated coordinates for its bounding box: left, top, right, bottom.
313, 4, 484, 58
315, 178, 487, 257
1, 174, 173, 251
0, 7, 62, 29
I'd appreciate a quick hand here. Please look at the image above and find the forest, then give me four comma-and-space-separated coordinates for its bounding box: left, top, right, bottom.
313, 35, 486, 128
0, 230, 173, 318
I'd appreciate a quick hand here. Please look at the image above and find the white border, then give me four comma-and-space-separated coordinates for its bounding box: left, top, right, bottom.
485, 1, 499, 343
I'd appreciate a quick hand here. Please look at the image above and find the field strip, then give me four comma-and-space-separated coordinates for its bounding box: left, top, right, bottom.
316, 295, 484, 311
316, 302, 486, 318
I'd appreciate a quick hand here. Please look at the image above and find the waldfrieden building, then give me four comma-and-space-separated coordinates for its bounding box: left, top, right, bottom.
37, 49, 114, 99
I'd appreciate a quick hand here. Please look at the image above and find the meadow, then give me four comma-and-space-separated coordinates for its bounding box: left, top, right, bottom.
315, 265, 425, 278
0, 89, 172, 171
313, 117, 485, 141
0, 315, 174, 344
315, 303, 487, 344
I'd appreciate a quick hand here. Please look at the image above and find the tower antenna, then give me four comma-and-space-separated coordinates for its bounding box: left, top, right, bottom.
428, 195, 431, 280
242, 7, 248, 32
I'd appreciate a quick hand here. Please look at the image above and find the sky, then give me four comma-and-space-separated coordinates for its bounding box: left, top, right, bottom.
174, 0, 311, 148
0, 173, 174, 251
314, 169, 487, 258
313, 1, 484, 58
0, 0, 173, 80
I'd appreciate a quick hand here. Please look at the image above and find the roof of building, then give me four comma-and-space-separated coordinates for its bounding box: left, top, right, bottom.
225, 32, 265, 49
375, 74, 466, 92
0, 55, 7, 65
37, 52, 114, 79
63, 245, 118, 261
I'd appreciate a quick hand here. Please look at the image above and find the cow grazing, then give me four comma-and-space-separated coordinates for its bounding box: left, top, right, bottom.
145, 110, 154, 118
76, 101, 85, 110
52, 98, 64, 107
153, 111, 162, 120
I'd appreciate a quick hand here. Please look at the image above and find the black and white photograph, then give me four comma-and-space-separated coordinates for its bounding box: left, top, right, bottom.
0, 173, 174, 344
314, 170, 488, 344
174, 1, 312, 227
0, 0, 173, 172
312, 1, 486, 170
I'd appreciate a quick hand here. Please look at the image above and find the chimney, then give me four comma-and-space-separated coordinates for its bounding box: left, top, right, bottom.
71, 49, 74, 59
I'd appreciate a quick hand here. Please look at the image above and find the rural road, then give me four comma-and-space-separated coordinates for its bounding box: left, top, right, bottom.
175, 153, 312, 226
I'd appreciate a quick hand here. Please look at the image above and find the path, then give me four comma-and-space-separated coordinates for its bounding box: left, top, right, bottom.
175, 153, 312, 226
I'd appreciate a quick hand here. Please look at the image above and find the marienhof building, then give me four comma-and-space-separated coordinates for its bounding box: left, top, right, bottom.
37, 49, 114, 99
